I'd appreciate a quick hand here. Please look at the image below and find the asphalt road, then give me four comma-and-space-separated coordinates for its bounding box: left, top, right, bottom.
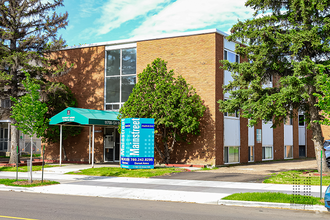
0, 191, 329, 220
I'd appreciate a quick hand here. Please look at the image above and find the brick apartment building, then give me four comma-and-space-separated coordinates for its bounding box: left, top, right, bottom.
2, 29, 323, 165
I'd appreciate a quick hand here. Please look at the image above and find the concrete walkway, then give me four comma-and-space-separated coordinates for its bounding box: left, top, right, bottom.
0, 164, 328, 212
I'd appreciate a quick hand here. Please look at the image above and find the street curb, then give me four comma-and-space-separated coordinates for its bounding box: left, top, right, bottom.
218, 200, 329, 212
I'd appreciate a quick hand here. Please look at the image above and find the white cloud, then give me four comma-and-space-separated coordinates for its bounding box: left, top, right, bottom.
130, 0, 254, 38
79, 0, 102, 18
93, 0, 171, 36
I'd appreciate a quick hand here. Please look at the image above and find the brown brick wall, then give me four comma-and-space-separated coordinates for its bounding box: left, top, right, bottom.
273, 124, 284, 160
307, 127, 315, 158
45, 46, 106, 162
215, 33, 224, 165
240, 116, 249, 163
254, 121, 262, 162
239, 55, 249, 164
293, 115, 299, 158
137, 34, 217, 165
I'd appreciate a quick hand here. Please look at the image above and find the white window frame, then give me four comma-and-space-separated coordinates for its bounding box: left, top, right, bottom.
284, 145, 293, 159
104, 45, 137, 111
224, 146, 240, 164
248, 146, 254, 162
262, 145, 273, 161
224, 50, 240, 63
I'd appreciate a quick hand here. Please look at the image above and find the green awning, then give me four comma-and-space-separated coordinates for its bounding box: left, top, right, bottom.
49, 107, 120, 126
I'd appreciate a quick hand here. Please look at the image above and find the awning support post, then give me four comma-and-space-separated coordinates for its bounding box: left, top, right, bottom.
60, 125, 62, 167
92, 125, 95, 168
89, 126, 91, 164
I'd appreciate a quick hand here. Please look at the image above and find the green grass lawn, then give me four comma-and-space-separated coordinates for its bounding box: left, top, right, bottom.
263, 170, 330, 185
0, 178, 59, 187
222, 192, 324, 205
0, 165, 58, 172
66, 167, 186, 178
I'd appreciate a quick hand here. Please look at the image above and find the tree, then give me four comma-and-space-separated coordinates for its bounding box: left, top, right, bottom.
0, 0, 68, 163
218, 0, 330, 172
10, 73, 49, 182
118, 58, 206, 164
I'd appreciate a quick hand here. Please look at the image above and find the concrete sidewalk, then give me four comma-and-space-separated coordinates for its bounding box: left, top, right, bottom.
0, 164, 328, 213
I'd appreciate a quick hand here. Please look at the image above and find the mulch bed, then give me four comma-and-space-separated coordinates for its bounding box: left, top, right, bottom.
12, 180, 52, 186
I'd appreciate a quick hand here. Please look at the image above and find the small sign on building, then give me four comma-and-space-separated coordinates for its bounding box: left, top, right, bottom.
120, 118, 154, 169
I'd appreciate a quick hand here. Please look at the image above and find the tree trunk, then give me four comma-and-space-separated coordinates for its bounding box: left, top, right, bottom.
310, 119, 330, 173
308, 84, 330, 173
8, 121, 19, 164
163, 127, 170, 164
8, 38, 18, 164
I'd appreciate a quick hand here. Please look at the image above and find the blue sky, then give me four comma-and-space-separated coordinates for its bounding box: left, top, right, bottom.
55, 0, 255, 47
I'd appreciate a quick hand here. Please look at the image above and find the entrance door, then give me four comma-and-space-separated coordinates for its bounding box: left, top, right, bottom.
299, 145, 306, 157
0, 124, 8, 152
104, 127, 120, 162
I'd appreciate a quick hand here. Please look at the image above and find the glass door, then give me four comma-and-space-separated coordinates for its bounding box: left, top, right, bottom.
104, 127, 120, 162
0, 123, 8, 152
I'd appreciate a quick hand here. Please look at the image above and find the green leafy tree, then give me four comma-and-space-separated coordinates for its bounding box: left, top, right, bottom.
0, 0, 68, 163
10, 73, 49, 182
118, 58, 206, 164
218, 0, 330, 172
314, 67, 330, 132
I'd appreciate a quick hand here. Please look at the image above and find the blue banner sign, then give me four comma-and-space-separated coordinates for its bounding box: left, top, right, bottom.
120, 118, 155, 169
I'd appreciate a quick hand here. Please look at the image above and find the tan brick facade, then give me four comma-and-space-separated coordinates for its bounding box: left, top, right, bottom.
137, 33, 217, 165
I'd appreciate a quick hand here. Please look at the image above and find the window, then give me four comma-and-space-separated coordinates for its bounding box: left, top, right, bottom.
224, 50, 239, 63
262, 146, 273, 160
248, 146, 254, 162
1, 99, 10, 108
223, 99, 239, 118
285, 145, 293, 159
299, 115, 305, 126
105, 48, 136, 111
256, 129, 262, 143
224, 146, 240, 164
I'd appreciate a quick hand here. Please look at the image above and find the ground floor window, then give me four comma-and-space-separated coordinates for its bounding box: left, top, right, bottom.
248, 146, 254, 162
224, 146, 240, 164
262, 146, 273, 160
284, 145, 293, 159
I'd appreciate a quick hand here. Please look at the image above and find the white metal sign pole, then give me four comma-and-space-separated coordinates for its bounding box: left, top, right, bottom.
89, 126, 91, 164
92, 125, 95, 168
60, 125, 62, 167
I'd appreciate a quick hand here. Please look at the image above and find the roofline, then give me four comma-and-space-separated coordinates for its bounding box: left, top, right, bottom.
63, 28, 233, 50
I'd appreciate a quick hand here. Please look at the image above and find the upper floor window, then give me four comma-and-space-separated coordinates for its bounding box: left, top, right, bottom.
298, 115, 305, 126
224, 50, 239, 63
1, 99, 10, 108
105, 48, 136, 111
223, 99, 239, 118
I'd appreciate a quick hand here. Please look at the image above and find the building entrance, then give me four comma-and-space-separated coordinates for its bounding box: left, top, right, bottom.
0, 122, 9, 152
299, 145, 306, 157
104, 127, 120, 162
